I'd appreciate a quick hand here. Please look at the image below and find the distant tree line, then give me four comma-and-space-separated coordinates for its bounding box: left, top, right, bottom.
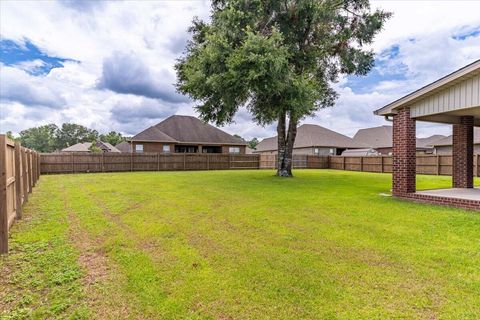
6, 123, 127, 152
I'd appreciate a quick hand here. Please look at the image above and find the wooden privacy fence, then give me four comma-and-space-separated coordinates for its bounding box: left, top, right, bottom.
40, 152, 479, 176
1, 135, 40, 254
259, 154, 330, 169
330, 154, 480, 176
40, 153, 261, 174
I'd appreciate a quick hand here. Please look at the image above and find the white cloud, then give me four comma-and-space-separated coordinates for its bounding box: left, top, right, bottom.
0, 0, 479, 141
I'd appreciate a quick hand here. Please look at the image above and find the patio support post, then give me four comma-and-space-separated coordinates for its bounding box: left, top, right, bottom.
452, 116, 474, 188
392, 107, 416, 196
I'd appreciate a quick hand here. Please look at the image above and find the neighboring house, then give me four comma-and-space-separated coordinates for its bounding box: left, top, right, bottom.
352, 125, 445, 155
131, 115, 247, 154
61, 141, 121, 153
254, 124, 362, 156
352, 126, 394, 154
115, 141, 132, 153
433, 128, 480, 155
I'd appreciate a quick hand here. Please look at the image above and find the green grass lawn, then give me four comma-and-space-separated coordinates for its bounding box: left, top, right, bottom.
1, 170, 479, 319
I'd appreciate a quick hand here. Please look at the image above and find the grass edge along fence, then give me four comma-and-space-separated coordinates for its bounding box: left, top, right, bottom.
0, 134, 40, 254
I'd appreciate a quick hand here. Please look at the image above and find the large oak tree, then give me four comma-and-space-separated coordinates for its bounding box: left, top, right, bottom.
176, 0, 390, 176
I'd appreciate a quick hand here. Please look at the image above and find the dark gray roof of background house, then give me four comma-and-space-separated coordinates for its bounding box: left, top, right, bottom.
61, 142, 121, 153
433, 128, 480, 146
352, 126, 393, 148
353, 125, 445, 149
115, 141, 132, 152
417, 135, 447, 148
255, 124, 363, 152
132, 115, 246, 145
133, 126, 177, 143
62, 142, 92, 152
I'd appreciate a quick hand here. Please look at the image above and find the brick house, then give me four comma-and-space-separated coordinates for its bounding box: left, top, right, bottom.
375, 59, 480, 210
130, 115, 247, 154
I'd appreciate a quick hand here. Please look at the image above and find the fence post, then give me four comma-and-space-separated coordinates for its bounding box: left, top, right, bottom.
14, 142, 22, 220
34, 152, 38, 183
22, 148, 28, 203
0, 135, 8, 253
27, 150, 33, 193
436, 155, 440, 175
130, 152, 133, 171
31, 152, 36, 187
157, 153, 160, 171
360, 157, 363, 172
102, 153, 105, 172
207, 154, 210, 170
229, 155, 232, 169
380, 156, 384, 173
342, 156, 346, 170
35, 153, 38, 179
183, 154, 186, 170
37, 153, 41, 179
476, 154, 480, 177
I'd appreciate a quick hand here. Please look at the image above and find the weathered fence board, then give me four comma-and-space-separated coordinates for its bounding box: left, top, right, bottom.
0, 135, 39, 254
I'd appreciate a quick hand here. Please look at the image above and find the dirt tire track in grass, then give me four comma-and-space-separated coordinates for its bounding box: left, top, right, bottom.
61, 183, 141, 320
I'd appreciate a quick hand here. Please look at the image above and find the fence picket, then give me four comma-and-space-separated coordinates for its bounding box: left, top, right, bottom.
14, 142, 22, 219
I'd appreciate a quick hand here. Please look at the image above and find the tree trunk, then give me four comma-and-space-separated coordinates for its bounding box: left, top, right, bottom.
277, 112, 297, 177
276, 111, 287, 175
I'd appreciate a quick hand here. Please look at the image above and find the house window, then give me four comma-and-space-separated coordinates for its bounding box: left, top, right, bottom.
135, 144, 143, 153
229, 147, 240, 154
329, 148, 335, 155
163, 145, 170, 153
314, 148, 319, 155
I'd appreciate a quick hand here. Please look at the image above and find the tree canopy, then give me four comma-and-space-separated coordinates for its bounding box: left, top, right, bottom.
176, 0, 390, 176
10, 123, 125, 152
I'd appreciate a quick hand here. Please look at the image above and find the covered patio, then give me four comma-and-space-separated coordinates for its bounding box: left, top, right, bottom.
375, 59, 480, 210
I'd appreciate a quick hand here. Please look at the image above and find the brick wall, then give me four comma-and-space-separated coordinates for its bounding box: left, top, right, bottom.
132, 142, 175, 153
452, 116, 474, 188
400, 193, 480, 211
392, 107, 416, 195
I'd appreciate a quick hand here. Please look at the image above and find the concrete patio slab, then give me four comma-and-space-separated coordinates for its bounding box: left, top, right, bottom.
416, 188, 480, 201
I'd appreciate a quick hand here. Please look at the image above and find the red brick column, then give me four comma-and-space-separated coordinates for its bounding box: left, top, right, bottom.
452, 116, 474, 188
392, 107, 416, 196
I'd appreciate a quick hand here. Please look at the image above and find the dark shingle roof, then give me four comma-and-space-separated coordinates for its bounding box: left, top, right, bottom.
61, 142, 120, 153
416, 135, 446, 148
255, 124, 362, 152
132, 115, 246, 145
433, 128, 480, 146
115, 141, 132, 152
132, 126, 177, 142
353, 126, 393, 148
353, 125, 447, 149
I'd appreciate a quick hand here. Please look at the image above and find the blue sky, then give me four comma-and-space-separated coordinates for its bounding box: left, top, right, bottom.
0, 39, 71, 75
1, 1, 480, 140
